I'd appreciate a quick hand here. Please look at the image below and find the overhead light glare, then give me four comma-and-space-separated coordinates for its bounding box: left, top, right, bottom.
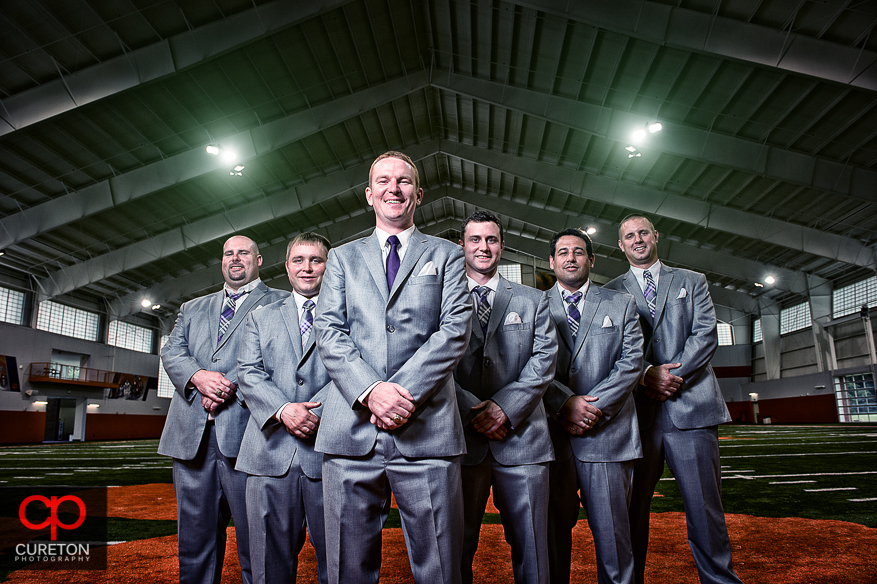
233, 165, 245, 172
140, 298, 152, 308
586, 227, 597, 235
34, 401, 48, 406
206, 144, 220, 155
0, 250, 5, 256
151, 304, 161, 310
87, 403, 100, 408
648, 122, 663, 133
624, 145, 637, 152
754, 282, 764, 288
221, 150, 237, 163
764, 276, 776, 285
628, 152, 642, 158
631, 129, 647, 143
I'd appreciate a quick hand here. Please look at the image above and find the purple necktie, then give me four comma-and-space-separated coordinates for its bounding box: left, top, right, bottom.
565, 291, 583, 339
300, 299, 315, 345
473, 286, 491, 334
643, 270, 657, 318
386, 235, 401, 289
218, 290, 246, 342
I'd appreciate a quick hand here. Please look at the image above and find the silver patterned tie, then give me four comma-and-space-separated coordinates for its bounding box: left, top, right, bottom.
643, 270, 657, 318
473, 286, 491, 334
300, 300, 315, 346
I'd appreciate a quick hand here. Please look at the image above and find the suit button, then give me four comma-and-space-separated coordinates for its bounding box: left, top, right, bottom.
387, 325, 395, 333
484, 358, 491, 368
212, 358, 219, 363
298, 379, 304, 386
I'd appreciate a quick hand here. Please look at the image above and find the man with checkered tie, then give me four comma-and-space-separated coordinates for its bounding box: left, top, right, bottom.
453, 211, 557, 584
544, 227, 644, 584
159, 235, 285, 584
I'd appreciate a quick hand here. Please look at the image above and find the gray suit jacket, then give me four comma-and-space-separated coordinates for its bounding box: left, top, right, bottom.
314, 228, 473, 458
544, 284, 643, 463
455, 277, 557, 466
606, 265, 731, 430
235, 294, 332, 479
158, 281, 286, 460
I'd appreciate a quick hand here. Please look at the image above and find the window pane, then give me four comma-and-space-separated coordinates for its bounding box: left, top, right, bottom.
107, 320, 154, 354
780, 302, 811, 335
497, 264, 522, 284
0, 286, 25, 325
36, 300, 100, 342
835, 373, 877, 422
833, 277, 877, 318
717, 322, 733, 346
157, 335, 174, 398
752, 318, 762, 343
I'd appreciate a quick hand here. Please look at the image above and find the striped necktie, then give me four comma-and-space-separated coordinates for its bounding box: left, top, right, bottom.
218, 290, 246, 342
643, 270, 657, 318
565, 291, 583, 339
473, 286, 491, 334
300, 299, 315, 346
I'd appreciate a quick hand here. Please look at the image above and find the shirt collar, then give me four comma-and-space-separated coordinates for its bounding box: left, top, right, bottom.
292, 290, 318, 312
374, 225, 416, 251
629, 260, 662, 288
224, 277, 261, 296
467, 272, 500, 293
557, 279, 589, 301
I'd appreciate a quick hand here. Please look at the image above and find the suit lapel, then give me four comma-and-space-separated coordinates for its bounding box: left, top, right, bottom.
280, 296, 304, 362
359, 233, 389, 304
208, 290, 224, 352
653, 265, 674, 329
548, 286, 574, 352
390, 229, 427, 301
572, 285, 600, 360
485, 276, 512, 343
622, 272, 650, 323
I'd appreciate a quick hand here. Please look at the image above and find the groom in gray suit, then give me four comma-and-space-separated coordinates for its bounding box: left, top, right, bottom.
159, 235, 285, 584
314, 151, 473, 584
236, 232, 333, 584
454, 211, 557, 584
544, 228, 643, 584
606, 215, 742, 584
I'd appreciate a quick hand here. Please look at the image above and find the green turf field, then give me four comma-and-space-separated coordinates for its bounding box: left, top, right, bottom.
1, 424, 875, 580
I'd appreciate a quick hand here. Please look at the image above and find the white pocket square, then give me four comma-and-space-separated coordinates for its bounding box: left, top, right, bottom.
602, 315, 613, 328
418, 261, 437, 276
504, 312, 523, 325
677, 288, 687, 299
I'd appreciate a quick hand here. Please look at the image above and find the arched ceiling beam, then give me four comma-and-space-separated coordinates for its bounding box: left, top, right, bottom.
436, 140, 877, 271
107, 211, 379, 319
0, 70, 429, 250
512, 0, 877, 91
0, 0, 352, 136
428, 186, 810, 298
432, 69, 877, 206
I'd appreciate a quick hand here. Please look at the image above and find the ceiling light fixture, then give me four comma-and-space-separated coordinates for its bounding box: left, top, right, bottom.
764, 276, 776, 285
628, 152, 642, 158
206, 144, 220, 155
631, 121, 662, 144
586, 227, 597, 235
648, 122, 663, 133
221, 150, 237, 163
151, 304, 161, 310
141, 298, 152, 308
754, 282, 764, 288
0, 250, 5, 256
230, 165, 245, 176
624, 145, 637, 152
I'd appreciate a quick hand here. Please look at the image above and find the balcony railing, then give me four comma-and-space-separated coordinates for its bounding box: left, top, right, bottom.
27, 362, 120, 388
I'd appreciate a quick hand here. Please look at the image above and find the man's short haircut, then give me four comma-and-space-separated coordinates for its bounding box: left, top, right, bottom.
461, 210, 504, 242
549, 228, 593, 259
368, 151, 420, 191
286, 232, 332, 262
617, 213, 656, 240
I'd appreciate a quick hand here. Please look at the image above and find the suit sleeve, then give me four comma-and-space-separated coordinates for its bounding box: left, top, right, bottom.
490, 293, 558, 428
160, 301, 202, 403
236, 312, 293, 430
455, 378, 484, 426
315, 248, 385, 406
671, 273, 718, 385
388, 245, 473, 404
587, 295, 644, 425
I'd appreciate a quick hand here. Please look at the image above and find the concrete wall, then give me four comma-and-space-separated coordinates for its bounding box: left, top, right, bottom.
0, 321, 169, 444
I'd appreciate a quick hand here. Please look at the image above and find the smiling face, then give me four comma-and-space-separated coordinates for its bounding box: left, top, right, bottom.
221, 236, 261, 291
461, 220, 504, 284
365, 156, 423, 234
550, 235, 594, 293
286, 242, 327, 298
618, 217, 659, 269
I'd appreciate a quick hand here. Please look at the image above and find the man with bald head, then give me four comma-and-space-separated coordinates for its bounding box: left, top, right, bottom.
159, 235, 286, 584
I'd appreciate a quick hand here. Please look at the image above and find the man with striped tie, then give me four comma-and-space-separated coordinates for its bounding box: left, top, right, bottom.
606, 215, 741, 584
159, 234, 285, 584
236, 232, 333, 584
453, 211, 557, 584
544, 228, 643, 584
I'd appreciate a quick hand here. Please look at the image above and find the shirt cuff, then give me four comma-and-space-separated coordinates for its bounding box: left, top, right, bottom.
640, 364, 653, 385
358, 381, 381, 405
274, 402, 293, 422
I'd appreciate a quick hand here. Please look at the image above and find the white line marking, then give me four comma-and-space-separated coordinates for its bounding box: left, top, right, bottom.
721, 451, 877, 459
849, 498, 877, 502
804, 487, 857, 492
769, 481, 816, 484
662, 470, 877, 481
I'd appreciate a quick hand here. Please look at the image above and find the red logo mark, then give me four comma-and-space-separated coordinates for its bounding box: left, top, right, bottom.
19, 495, 86, 540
